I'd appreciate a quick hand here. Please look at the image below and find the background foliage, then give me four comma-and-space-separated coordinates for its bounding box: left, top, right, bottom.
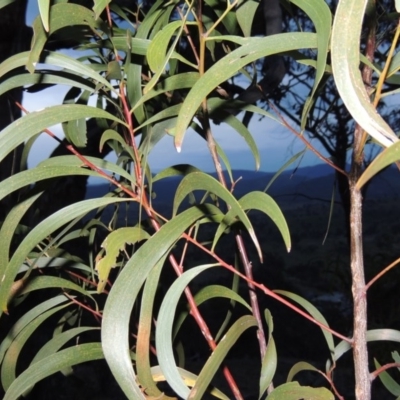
0, 0, 400, 399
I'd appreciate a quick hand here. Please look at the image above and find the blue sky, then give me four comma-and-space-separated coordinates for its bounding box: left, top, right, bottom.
25, 2, 326, 173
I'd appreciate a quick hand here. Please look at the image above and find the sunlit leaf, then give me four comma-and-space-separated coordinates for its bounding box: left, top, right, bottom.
331, 0, 398, 147
37, 0, 50, 31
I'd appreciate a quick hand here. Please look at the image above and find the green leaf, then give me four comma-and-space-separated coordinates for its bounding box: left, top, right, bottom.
0, 198, 131, 312
274, 290, 335, 358
66, 118, 87, 148
290, 0, 331, 131
3, 344, 104, 400
38, 155, 134, 183
0, 296, 70, 366
136, 255, 171, 399
259, 310, 277, 399
334, 329, 400, 362
173, 171, 262, 260
0, 105, 125, 166
147, 20, 183, 73
38, 0, 50, 31
144, 18, 193, 94
150, 366, 229, 400
155, 263, 255, 399
131, 72, 200, 114
207, 98, 260, 170
28, 4, 104, 73
189, 315, 257, 399
173, 284, 252, 341
0, 71, 96, 99
331, 0, 398, 147
213, 191, 290, 253
174, 32, 318, 150
356, 141, 400, 189
18, 276, 91, 298
287, 361, 320, 383
264, 150, 306, 193
236, 0, 259, 37
0, 51, 115, 93
1, 303, 70, 391
266, 381, 334, 399
102, 205, 220, 400
93, 0, 111, 19
96, 227, 150, 293
374, 359, 400, 396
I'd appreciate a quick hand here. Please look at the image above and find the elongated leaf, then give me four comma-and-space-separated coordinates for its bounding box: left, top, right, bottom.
32, 327, 98, 365
153, 164, 202, 182
136, 254, 172, 399
0, 51, 115, 93
334, 329, 400, 362
264, 150, 306, 193
274, 290, 334, 358
0, 198, 131, 312
93, 0, 111, 18
147, 20, 183, 73
357, 142, 400, 189
287, 361, 320, 383
331, 0, 398, 147
18, 276, 91, 298
3, 344, 104, 400
38, 155, 134, 182
150, 366, 229, 400
102, 205, 220, 400
189, 315, 258, 400
28, 4, 104, 73
144, 18, 192, 93
156, 264, 252, 399
236, 0, 258, 37
38, 0, 50, 31
266, 381, 333, 399
0, 166, 99, 204
0, 296, 70, 365
259, 309, 277, 399
213, 191, 290, 253
0, 194, 41, 271
131, 72, 199, 113
0, 104, 125, 166
374, 359, 400, 396
173, 284, 252, 341
0, 71, 96, 98
1, 303, 70, 391
174, 32, 318, 150
207, 98, 260, 170
173, 171, 262, 260
290, 0, 331, 131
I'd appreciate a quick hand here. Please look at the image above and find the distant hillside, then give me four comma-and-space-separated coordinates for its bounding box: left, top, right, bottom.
86, 164, 400, 211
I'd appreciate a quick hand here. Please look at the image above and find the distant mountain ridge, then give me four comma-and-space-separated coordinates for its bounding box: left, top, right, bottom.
86, 164, 400, 208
